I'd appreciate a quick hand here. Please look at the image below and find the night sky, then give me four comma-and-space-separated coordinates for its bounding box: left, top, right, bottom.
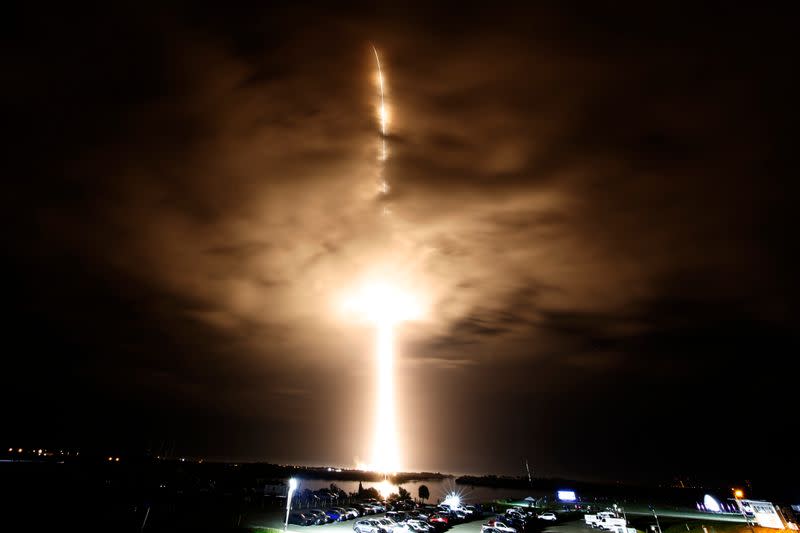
4, 4, 797, 489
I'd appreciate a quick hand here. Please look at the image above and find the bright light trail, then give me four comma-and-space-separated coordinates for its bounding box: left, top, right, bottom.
373, 321, 399, 472
285, 477, 298, 529
372, 45, 388, 136
342, 46, 420, 475
342, 282, 421, 474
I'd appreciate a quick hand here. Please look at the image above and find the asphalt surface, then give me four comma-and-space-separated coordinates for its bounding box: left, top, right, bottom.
246, 511, 595, 533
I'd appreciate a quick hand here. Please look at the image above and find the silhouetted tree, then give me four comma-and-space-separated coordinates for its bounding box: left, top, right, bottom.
398, 486, 411, 501
418, 485, 430, 502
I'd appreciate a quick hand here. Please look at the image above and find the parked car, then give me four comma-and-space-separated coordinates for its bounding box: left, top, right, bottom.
497, 514, 526, 530
289, 512, 315, 526
387, 511, 409, 523
345, 508, 361, 519
333, 508, 354, 520
428, 513, 449, 527
325, 509, 344, 521
406, 519, 433, 533
596, 517, 627, 530
482, 520, 517, 533
355, 519, 385, 533
537, 513, 557, 522
308, 509, 331, 524
376, 517, 399, 531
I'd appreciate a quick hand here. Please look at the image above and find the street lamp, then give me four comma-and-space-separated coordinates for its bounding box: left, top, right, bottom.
649, 504, 662, 533
733, 488, 754, 533
285, 478, 298, 530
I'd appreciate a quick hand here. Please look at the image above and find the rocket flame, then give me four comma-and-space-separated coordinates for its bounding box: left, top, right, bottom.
342, 46, 412, 475
342, 280, 422, 474
373, 45, 388, 136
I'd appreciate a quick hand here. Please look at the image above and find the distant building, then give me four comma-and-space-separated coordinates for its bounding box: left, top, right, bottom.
738, 499, 785, 529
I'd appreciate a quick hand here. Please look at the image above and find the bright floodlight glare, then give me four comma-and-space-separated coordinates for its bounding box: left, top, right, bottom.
342, 281, 421, 474
285, 477, 299, 528
443, 492, 461, 510
557, 490, 577, 502
704, 494, 721, 513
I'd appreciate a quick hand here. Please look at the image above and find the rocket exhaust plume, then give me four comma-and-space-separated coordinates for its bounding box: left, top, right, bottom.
373, 44, 389, 167
343, 282, 421, 474
344, 46, 420, 475
372, 45, 388, 136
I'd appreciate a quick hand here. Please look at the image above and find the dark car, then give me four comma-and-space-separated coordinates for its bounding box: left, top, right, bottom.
497, 514, 526, 530
308, 510, 331, 524
387, 511, 410, 523
289, 512, 315, 526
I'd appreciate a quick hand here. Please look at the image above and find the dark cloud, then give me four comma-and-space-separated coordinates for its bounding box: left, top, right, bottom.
3, 3, 797, 488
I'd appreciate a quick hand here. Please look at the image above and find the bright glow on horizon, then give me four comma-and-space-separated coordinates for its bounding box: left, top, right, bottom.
376, 478, 394, 498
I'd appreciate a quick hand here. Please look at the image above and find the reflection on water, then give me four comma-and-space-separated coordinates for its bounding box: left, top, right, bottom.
298, 477, 549, 504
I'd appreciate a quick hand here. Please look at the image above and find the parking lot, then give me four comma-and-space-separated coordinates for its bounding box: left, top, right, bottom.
247, 509, 594, 533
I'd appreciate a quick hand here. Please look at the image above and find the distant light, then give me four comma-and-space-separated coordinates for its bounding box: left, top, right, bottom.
734, 489, 744, 499
18, 448, 23, 453
704, 495, 721, 513
558, 490, 577, 502
443, 492, 461, 509
7, 448, 11, 453
108, 457, 113, 461
38, 449, 43, 455
115, 457, 120, 462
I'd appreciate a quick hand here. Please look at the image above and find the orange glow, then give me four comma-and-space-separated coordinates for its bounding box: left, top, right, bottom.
341, 280, 423, 474
734, 489, 744, 499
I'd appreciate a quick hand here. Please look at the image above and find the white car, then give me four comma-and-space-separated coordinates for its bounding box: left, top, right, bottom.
538, 513, 557, 521
406, 520, 433, 533
482, 521, 517, 533
355, 520, 382, 533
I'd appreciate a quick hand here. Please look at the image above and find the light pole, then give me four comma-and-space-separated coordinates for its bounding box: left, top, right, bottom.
733, 489, 755, 533
649, 504, 662, 533
285, 478, 298, 530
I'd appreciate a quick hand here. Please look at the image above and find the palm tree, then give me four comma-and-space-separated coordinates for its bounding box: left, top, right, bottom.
418, 485, 430, 503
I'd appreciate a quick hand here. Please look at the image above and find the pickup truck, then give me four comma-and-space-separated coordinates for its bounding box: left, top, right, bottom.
597, 517, 628, 531
585, 512, 618, 528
